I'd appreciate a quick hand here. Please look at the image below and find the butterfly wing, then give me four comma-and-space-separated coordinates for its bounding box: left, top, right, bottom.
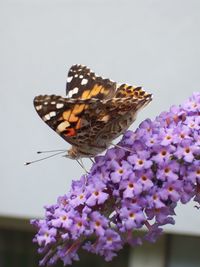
115, 83, 148, 98
66, 64, 117, 100
34, 65, 152, 155
34, 95, 105, 147
93, 91, 152, 144
34, 91, 152, 149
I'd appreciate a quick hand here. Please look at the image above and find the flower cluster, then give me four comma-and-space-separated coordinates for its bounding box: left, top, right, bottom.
32, 93, 200, 266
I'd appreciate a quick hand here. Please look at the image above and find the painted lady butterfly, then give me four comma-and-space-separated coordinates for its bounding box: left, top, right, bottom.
34, 65, 152, 159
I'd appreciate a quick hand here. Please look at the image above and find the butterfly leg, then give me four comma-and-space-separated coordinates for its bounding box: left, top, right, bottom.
110, 142, 132, 153
89, 157, 95, 164
77, 158, 89, 175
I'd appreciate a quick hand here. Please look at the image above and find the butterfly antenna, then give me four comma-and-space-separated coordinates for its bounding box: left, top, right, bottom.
110, 142, 132, 153
37, 149, 66, 154
24, 151, 65, 166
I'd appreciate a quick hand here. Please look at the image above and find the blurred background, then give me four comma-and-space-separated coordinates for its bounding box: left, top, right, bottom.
0, 0, 200, 266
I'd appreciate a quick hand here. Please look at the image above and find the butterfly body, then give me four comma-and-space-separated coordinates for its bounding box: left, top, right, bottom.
34, 65, 152, 159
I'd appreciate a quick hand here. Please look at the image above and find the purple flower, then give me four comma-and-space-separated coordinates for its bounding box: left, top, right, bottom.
188, 164, 200, 183
120, 173, 143, 198
110, 160, 132, 183
158, 180, 182, 202
89, 211, 109, 236
119, 206, 145, 230
137, 170, 154, 191
152, 145, 175, 163
96, 229, 123, 261
86, 178, 109, 206
175, 140, 198, 163
57, 243, 80, 265
32, 220, 57, 246
156, 161, 179, 182
83, 229, 122, 261
160, 128, 175, 146
128, 151, 152, 170
32, 93, 200, 265
51, 208, 73, 229
146, 190, 166, 209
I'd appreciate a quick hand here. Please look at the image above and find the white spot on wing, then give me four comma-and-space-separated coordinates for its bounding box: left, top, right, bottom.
67, 76, 73, 83
67, 87, 79, 98
72, 87, 79, 94
81, 78, 88, 85
44, 114, 50, 121
49, 111, 56, 117
56, 103, 64, 109
57, 121, 70, 132
68, 90, 73, 98
35, 105, 42, 111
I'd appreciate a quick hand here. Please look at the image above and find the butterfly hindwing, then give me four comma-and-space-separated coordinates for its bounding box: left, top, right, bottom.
66, 64, 117, 100
115, 83, 148, 98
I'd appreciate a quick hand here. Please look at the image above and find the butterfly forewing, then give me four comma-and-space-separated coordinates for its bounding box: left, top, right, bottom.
66, 64, 117, 100
34, 95, 104, 147
34, 92, 152, 148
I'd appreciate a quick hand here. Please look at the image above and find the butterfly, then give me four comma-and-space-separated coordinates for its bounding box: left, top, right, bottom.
34, 64, 152, 159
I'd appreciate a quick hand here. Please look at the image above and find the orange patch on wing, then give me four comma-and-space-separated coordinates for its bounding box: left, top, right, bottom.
63, 110, 71, 120
100, 86, 109, 96
75, 118, 82, 129
68, 104, 85, 123
81, 90, 90, 99
69, 113, 79, 123
73, 104, 85, 114
89, 85, 102, 98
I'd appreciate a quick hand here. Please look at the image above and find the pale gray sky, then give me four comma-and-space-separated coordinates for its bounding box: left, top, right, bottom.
0, 0, 200, 234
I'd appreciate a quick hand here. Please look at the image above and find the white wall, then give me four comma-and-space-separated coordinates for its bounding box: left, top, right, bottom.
0, 0, 200, 235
